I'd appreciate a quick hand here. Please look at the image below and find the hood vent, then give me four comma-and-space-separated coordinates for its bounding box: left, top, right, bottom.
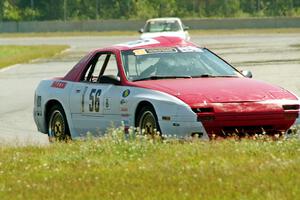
192, 107, 214, 113
283, 104, 300, 110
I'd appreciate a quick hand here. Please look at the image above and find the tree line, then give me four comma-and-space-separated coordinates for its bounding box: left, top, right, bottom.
0, 0, 299, 21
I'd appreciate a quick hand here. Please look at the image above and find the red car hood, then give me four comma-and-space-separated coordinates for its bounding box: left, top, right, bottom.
130, 78, 297, 105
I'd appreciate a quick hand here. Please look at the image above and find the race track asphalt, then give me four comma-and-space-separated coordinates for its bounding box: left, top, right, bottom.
0, 33, 299, 145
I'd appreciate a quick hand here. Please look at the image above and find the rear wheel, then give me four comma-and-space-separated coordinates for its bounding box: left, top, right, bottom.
137, 106, 161, 136
48, 104, 71, 142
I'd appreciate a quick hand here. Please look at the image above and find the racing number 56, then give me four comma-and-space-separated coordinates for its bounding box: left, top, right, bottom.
89, 89, 101, 112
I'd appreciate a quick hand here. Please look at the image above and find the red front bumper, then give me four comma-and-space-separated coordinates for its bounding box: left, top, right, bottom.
193, 102, 299, 136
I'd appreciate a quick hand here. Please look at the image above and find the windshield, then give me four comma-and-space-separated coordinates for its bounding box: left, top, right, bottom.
121, 47, 241, 81
144, 20, 181, 32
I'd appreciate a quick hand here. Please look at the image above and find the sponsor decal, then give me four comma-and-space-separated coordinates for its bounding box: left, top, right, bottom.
51, 81, 67, 89
122, 89, 131, 98
121, 108, 129, 112
122, 120, 130, 133
133, 48, 178, 56
104, 97, 111, 110
122, 120, 129, 126
120, 99, 128, 105
133, 46, 202, 56
177, 46, 203, 53
120, 98, 129, 113
145, 47, 177, 54
133, 46, 203, 56
133, 49, 147, 56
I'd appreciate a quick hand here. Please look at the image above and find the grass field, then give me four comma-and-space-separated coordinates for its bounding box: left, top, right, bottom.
0, 128, 300, 200
0, 28, 300, 38
0, 45, 69, 69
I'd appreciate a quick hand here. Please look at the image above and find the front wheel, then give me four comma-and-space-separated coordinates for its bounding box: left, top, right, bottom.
137, 106, 161, 136
48, 104, 71, 142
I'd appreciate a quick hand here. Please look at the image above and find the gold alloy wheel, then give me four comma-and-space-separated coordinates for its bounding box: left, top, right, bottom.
48, 110, 66, 141
138, 110, 157, 135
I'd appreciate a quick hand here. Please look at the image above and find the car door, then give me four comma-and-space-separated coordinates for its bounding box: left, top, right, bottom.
69, 52, 125, 136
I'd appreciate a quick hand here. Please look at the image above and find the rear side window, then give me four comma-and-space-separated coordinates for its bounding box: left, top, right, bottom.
103, 54, 118, 77
82, 53, 119, 83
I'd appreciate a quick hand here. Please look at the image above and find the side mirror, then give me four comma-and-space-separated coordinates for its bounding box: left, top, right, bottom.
138, 28, 144, 33
183, 26, 189, 31
241, 70, 253, 78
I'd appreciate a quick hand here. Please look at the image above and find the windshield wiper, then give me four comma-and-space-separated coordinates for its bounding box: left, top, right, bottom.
133, 75, 192, 82
192, 74, 238, 78
192, 74, 215, 78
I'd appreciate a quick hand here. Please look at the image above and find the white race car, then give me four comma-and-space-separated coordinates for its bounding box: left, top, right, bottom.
139, 18, 190, 41
33, 37, 300, 141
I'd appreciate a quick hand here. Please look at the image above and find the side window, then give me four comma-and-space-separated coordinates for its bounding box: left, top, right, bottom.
82, 53, 119, 83
83, 54, 105, 83
102, 54, 119, 77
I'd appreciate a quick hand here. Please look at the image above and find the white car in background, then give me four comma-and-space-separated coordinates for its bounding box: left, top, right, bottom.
139, 17, 190, 41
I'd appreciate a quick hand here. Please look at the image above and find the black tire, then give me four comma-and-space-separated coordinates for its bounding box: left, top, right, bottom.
47, 104, 71, 142
136, 106, 161, 136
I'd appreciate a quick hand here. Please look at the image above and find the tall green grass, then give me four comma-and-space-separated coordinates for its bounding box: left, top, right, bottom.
0, 45, 69, 69
0, 128, 299, 200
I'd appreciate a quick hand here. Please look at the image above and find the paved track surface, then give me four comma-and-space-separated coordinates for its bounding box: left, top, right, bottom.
0, 33, 300, 145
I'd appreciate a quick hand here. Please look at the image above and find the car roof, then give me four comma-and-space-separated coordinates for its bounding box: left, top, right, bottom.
146, 17, 181, 22
99, 36, 197, 52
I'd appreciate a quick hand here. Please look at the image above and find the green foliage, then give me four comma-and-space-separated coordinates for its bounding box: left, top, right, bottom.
2, 0, 41, 21
3, 0, 21, 21
0, 127, 300, 199
22, 8, 40, 20
0, 0, 300, 21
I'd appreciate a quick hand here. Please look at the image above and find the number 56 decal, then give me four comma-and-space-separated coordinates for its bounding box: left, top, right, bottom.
89, 89, 102, 112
